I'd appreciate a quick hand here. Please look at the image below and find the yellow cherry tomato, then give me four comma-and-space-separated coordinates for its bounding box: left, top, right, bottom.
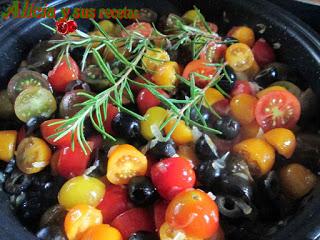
280, 163, 317, 199
80, 224, 122, 240
204, 88, 225, 106
16, 137, 51, 174
58, 175, 105, 209
182, 10, 200, 24
64, 204, 103, 240
0, 130, 17, 162
107, 144, 148, 185
142, 48, 170, 72
230, 93, 258, 124
152, 61, 180, 87
141, 106, 168, 140
233, 138, 275, 176
164, 118, 193, 145
228, 26, 255, 47
263, 128, 296, 159
225, 43, 254, 72
256, 86, 287, 98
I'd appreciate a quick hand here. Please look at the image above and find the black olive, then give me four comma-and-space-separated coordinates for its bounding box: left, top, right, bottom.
262, 171, 280, 201
195, 135, 218, 161
129, 231, 160, 240
16, 196, 44, 225
213, 116, 240, 140
111, 112, 142, 142
157, 13, 183, 33
65, 80, 91, 92
40, 204, 67, 228
27, 41, 58, 73
138, 8, 158, 23
174, 83, 191, 101
190, 106, 213, 126
196, 159, 221, 188
36, 225, 67, 240
216, 195, 252, 219
148, 139, 177, 159
253, 62, 291, 88
225, 154, 252, 178
88, 149, 108, 177
26, 116, 48, 136
70, 47, 85, 67
128, 176, 158, 206
218, 65, 237, 93
59, 90, 91, 118
219, 174, 253, 201
4, 168, 33, 195
177, 45, 193, 66
222, 36, 239, 46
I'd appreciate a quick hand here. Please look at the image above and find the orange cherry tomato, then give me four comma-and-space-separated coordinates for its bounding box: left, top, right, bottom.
64, 204, 103, 240
0, 130, 17, 162
255, 90, 301, 131
263, 128, 296, 159
159, 222, 202, 240
204, 88, 225, 106
240, 120, 261, 140
107, 144, 148, 185
165, 189, 219, 239
152, 61, 180, 87
233, 138, 275, 176
80, 224, 122, 240
164, 118, 193, 145
227, 26, 255, 47
230, 93, 258, 124
225, 43, 254, 72
182, 59, 217, 88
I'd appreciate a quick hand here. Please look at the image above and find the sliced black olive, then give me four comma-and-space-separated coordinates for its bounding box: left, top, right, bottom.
219, 174, 253, 201
65, 80, 91, 92
195, 135, 218, 161
138, 8, 158, 23
148, 139, 177, 159
40, 204, 67, 228
213, 116, 240, 140
25, 116, 48, 136
0, 90, 14, 120
222, 36, 239, 46
59, 90, 91, 118
111, 112, 142, 142
129, 231, 160, 240
27, 40, 58, 73
128, 176, 158, 206
7, 70, 51, 102
216, 195, 252, 219
218, 65, 237, 93
36, 225, 67, 240
225, 154, 252, 178
190, 105, 213, 126
4, 168, 33, 195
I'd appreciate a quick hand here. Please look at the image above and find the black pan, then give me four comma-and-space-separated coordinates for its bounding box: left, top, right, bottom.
0, 0, 319, 239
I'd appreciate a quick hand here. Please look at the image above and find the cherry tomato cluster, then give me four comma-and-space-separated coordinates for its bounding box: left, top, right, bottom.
0, 8, 318, 240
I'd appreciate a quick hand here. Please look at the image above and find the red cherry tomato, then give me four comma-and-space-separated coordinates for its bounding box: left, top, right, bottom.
252, 38, 276, 67
255, 90, 301, 131
94, 104, 119, 135
154, 200, 169, 232
48, 56, 80, 92
111, 208, 155, 239
41, 119, 78, 147
151, 157, 196, 200
230, 80, 252, 96
131, 74, 153, 94
212, 99, 230, 117
182, 59, 217, 88
166, 189, 219, 239
54, 142, 94, 179
200, 41, 227, 63
122, 22, 153, 37
97, 185, 132, 224
136, 88, 169, 115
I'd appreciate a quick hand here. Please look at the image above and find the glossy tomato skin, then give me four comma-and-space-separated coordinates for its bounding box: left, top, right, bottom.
41, 119, 77, 147
154, 200, 169, 232
55, 142, 94, 179
151, 157, 196, 200
200, 41, 227, 63
97, 185, 132, 224
136, 88, 168, 115
182, 59, 217, 88
252, 38, 275, 67
255, 90, 301, 131
230, 80, 252, 97
111, 208, 155, 240
48, 56, 80, 92
165, 189, 219, 239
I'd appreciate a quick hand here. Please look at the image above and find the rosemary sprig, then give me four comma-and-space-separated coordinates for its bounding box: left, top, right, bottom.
44, 7, 231, 153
